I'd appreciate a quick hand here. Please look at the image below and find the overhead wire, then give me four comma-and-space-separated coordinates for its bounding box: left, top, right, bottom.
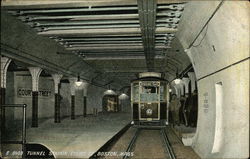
187, 0, 224, 50
192, 24, 209, 47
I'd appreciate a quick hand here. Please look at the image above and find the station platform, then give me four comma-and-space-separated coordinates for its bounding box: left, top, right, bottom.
171, 124, 196, 138
2, 112, 131, 159
166, 126, 200, 159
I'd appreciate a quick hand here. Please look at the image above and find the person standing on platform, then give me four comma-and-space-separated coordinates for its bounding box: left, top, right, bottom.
169, 94, 181, 126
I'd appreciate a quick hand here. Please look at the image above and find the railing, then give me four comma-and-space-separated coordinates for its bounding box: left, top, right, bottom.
2, 104, 27, 159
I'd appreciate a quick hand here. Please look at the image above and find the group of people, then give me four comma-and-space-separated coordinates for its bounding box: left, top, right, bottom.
168, 90, 198, 127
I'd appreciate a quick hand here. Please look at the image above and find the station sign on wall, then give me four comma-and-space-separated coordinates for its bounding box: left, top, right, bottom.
203, 92, 209, 113
17, 88, 52, 98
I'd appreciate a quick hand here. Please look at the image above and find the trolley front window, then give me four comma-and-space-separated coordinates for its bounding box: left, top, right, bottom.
139, 82, 160, 102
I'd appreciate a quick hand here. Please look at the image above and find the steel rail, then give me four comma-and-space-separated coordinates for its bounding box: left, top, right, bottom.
123, 128, 141, 159
161, 129, 176, 159
89, 123, 132, 159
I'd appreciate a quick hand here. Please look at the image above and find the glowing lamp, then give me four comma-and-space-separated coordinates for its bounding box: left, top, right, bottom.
75, 75, 82, 86
174, 78, 182, 85
119, 93, 129, 100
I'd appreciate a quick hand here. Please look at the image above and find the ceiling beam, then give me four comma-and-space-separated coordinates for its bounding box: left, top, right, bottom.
30, 20, 139, 27
82, 55, 166, 60
10, 6, 138, 15
137, 0, 157, 72
2, 0, 186, 9
65, 45, 170, 50
56, 37, 142, 41
38, 27, 177, 36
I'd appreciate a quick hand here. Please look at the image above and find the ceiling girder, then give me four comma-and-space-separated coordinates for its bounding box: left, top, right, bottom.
81, 55, 166, 60
65, 45, 170, 51
37, 27, 177, 36
2, 1, 186, 9
4, 1, 186, 85
137, 0, 157, 71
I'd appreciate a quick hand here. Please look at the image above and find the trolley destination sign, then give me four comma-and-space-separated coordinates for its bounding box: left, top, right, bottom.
17, 88, 52, 98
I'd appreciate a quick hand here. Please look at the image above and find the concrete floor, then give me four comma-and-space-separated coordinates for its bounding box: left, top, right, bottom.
2, 112, 131, 158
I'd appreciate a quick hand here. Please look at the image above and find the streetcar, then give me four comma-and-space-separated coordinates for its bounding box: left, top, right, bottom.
131, 72, 169, 126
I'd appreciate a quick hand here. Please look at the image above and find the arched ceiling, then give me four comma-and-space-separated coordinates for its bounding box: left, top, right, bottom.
1, 0, 191, 88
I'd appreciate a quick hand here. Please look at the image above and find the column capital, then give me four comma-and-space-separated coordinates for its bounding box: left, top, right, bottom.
68, 77, 77, 96
28, 67, 42, 91
83, 82, 89, 96
173, 85, 180, 97
176, 83, 185, 96
182, 77, 190, 94
52, 74, 63, 93
188, 72, 196, 93
1, 57, 12, 88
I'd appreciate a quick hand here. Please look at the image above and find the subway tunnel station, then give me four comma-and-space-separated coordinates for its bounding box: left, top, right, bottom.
0, 0, 249, 159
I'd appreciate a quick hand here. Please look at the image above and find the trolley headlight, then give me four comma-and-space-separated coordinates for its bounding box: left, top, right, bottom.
146, 109, 153, 116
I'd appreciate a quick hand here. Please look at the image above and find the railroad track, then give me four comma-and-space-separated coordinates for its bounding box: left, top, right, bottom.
123, 128, 176, 159
90, 126, 176, 159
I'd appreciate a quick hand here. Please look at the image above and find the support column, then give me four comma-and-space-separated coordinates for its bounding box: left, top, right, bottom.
179, 82, 185, 96
182, 78, 191, 95
188, 72, 196, 93
52, 74, 63, 123
166, 83, 170, 125
172, 82, 184, 98
69, 78, 77, 120
28, 67, 42, 127
1, 57, 11, 143
83, 83, 88, 117
173, 85, 180, 98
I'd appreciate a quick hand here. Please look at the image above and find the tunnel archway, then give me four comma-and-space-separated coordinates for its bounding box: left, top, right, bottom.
102, 95, 119, 113
175, 1, 249, 158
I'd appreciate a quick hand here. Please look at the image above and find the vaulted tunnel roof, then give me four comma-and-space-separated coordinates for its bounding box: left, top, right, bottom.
1, 0, 191, 89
